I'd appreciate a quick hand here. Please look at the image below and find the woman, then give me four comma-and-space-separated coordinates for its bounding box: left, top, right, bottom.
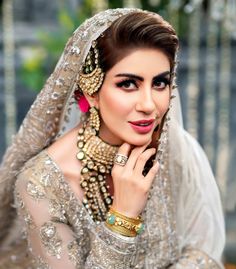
0, 8, 225, 269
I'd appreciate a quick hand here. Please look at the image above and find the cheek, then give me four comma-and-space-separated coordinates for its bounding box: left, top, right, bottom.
99, 88, 132, 120
155, 91, 170, 116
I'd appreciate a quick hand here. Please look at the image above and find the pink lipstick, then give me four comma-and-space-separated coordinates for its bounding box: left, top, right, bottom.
128, 119, 155, 134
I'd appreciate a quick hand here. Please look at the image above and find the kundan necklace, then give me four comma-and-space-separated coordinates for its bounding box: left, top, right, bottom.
76, 120, 118, 222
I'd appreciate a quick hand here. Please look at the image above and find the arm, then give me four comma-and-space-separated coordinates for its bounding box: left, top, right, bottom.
84, 223, 137, 268
14, 160, 138, 269
15, 173, 83, 269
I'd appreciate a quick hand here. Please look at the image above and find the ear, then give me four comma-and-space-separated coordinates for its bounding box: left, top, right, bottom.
83, 92, 99, 109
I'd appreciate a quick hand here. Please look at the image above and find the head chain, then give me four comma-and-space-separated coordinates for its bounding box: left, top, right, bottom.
78, 40, 105, 96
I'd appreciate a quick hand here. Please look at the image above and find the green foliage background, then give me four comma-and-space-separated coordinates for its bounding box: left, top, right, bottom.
20, 0, 189, 92
21, 2, 92, 91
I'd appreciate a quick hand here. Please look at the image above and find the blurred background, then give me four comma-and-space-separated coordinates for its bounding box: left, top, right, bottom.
0, 0, 235, 265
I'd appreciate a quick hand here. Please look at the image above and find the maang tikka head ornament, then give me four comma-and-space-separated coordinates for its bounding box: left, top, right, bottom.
78, 40, 105, 97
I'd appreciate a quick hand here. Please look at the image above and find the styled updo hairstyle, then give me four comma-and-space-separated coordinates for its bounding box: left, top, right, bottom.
97, 11, 179, 76
75, 12, 178, 113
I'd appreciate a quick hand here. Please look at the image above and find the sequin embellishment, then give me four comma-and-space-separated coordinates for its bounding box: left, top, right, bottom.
26, 181, 45, 200
40, 222, 62, 259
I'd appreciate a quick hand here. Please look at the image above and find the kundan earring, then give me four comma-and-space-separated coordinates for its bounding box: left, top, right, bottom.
75, 40, 118, 223
76, 106, 118, 222
89, 107, 100, 133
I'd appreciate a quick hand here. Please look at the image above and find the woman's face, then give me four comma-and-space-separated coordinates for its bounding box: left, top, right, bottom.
95, 48, 171, 146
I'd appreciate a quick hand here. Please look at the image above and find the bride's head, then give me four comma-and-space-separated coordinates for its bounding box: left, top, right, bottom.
78, 11, 179, 146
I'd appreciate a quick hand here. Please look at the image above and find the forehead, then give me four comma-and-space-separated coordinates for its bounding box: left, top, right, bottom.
106, 48, 170, 77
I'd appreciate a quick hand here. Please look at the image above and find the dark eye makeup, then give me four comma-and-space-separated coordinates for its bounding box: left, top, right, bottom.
115, 71, 171, 91
153, 77, 171, 89
116, 79, 137, 89
116, 77, 170, 90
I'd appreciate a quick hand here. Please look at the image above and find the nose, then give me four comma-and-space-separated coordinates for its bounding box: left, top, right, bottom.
135, 88, 156, 114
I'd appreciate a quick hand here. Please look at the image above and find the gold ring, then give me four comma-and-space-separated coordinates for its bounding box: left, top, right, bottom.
114, 154, 128, 166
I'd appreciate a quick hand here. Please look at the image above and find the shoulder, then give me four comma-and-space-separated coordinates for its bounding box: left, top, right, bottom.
46, 126, 82, 182
15, 150, 69, 202
17, 150, 61, 183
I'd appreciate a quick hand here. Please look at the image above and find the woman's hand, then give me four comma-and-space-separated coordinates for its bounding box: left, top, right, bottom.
111, 143, 159, 218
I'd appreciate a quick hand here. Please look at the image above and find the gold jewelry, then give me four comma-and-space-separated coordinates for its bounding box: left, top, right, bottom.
89, 107, 100, 133
106, 222, 137, 237
76, 120, 119, 222
78, 41, 105, 96
105, 207, 144, 237
114, 154, 128, 166
109, 207, 141, 223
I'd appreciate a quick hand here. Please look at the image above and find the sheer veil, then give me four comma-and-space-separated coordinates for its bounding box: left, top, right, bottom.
169, 91, 225, 263
0, 7, 140, 249
0, 8, 225, 265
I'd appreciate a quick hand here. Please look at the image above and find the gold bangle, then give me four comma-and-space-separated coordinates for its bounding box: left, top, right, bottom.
109, 207, 142, 224
105, 222, 136, 237
105, 208, 145, 237
107, 213, 136, 231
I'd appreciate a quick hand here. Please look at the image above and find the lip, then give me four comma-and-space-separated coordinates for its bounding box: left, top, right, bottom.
128, 119, 155, 134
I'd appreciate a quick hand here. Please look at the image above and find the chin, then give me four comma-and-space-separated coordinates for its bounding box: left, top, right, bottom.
124, 136, 152, 147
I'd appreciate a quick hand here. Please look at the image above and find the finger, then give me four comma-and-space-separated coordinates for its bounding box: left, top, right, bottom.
113, 143, 131, 168
125, 143, 150, 169
144, 161, 159, 188
134, 148, 156, 175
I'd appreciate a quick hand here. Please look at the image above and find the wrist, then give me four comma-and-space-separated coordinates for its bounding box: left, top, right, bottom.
105, 207, 145, 237
111, 203, 141, 219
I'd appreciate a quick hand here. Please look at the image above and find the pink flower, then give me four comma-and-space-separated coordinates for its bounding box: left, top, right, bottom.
74, 90, 90, 113
78, 95, 90, 113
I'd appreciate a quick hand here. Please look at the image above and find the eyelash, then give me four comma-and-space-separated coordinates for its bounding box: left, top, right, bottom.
116, 78, 170, 91
153, 78, 170, 90
116, 79, 137, 89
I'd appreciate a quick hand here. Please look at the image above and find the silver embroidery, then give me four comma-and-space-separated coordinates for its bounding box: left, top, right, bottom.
4, 8, 222, 267
14, 190, 36, 230
14, 190, 24, 209
23, 211, 36, 230
138, 138, 179, 268
12, 145, 222, 269
33, 256, 52, 269
39, 222, 62, 259
67, 239, 81, 267
26, 181, 45, 200
49, 199, 67, 223
86, 233, 135, 269
40, 173, 52, 187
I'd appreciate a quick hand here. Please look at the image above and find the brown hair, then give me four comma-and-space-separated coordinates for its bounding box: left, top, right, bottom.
97, 11, 179, 74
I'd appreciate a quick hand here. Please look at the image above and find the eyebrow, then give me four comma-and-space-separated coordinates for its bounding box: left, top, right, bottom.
115, 71, 170, 81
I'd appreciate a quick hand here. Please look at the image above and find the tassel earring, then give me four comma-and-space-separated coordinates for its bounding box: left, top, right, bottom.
89, 107, 100, 133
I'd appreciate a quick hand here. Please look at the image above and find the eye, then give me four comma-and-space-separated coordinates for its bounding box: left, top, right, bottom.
153, 77, 170, 90
116, 79, 138, 90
